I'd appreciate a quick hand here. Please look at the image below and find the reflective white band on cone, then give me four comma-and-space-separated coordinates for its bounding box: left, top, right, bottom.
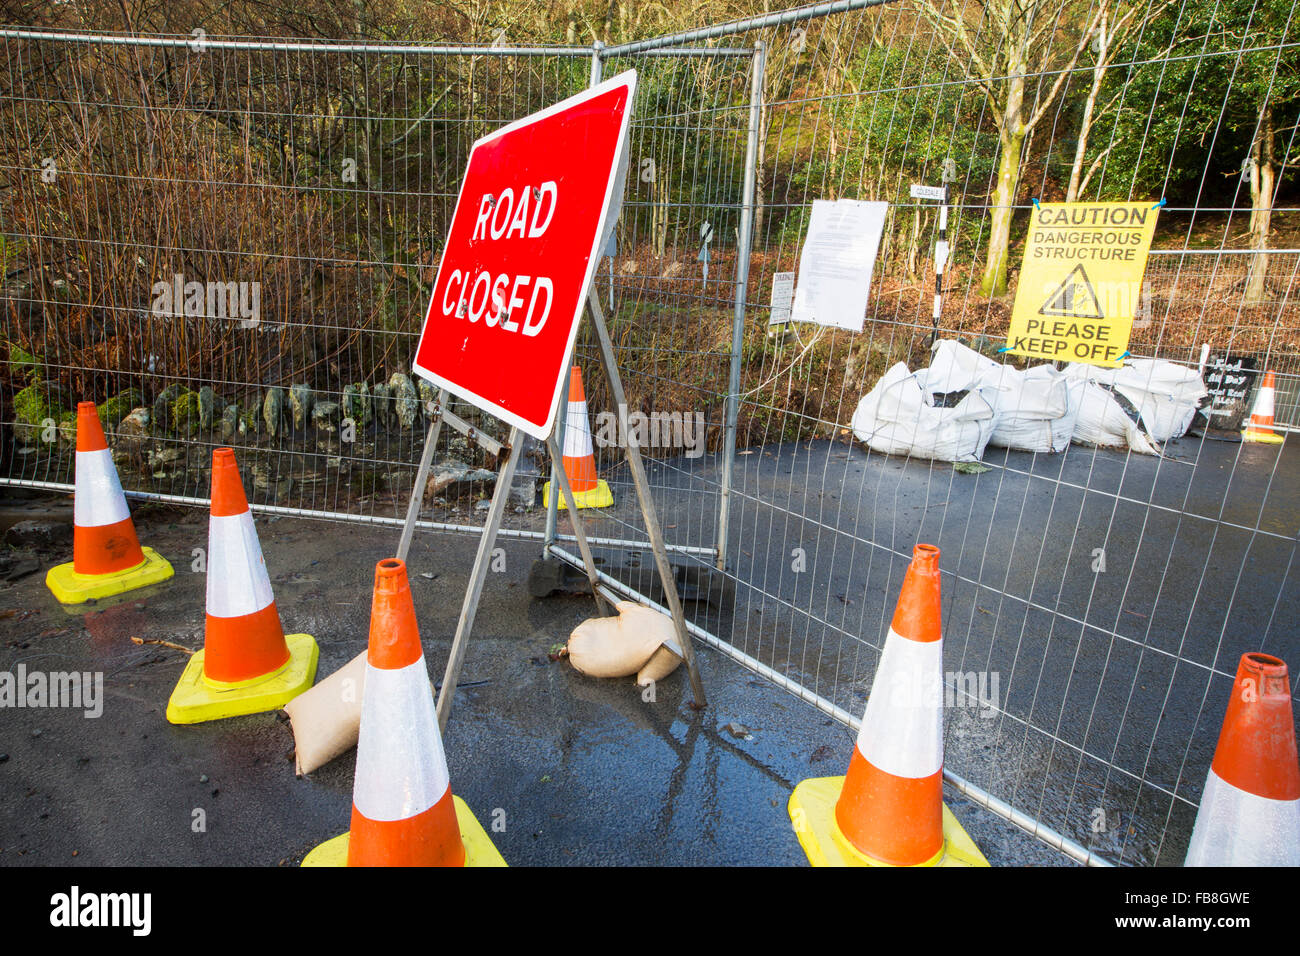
563, 399, 595, 459
856, 630, 944, 779
352, 657, 451, 821
1185, 768, 1300, 866
207, 511, 276, 618
1251, 386, 1276, 420
74, 448, 131, 527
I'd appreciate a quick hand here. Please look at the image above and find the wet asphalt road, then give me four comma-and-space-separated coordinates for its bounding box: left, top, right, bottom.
0, 509, 1058, 867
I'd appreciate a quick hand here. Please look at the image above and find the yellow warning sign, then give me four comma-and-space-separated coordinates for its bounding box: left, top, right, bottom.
1004, 201, 1160, 367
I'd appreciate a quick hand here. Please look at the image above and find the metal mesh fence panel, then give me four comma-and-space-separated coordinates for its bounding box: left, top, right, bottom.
564, 0, 1299, 867
0, 31, 592, 537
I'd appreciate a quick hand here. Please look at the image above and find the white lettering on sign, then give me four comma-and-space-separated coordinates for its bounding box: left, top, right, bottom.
457, 180, 561, 335
472, 181, 558, 241
440, 269, 554, 336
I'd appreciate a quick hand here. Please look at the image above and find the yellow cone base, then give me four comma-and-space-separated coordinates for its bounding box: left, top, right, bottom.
45, 546, 174, 605
301, 795, 507, 867
543, 478, 613, 511
1242, 428, 1285, 444
166, 632, 319, 725
788, 775, 989, 867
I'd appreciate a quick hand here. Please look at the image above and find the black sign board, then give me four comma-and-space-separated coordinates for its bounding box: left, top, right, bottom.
1192, 354, 1259, 440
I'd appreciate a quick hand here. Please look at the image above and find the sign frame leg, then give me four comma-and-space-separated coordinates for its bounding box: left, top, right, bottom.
544, 428, 614, 618
434, 426, 523, 730
396, 388, 449, 563
583, 290, 708, 708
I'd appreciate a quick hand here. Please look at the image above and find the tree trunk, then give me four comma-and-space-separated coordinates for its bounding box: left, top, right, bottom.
981, 64, 1026, 297
982, 134, 1025, 296
1067, 13, 1107, 203
1244, 103, 1274, 303
906, 206, 922, 279
752, 67, 768, 243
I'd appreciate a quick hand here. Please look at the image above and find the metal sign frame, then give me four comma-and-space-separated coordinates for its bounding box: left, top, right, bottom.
399, 68, 706, 726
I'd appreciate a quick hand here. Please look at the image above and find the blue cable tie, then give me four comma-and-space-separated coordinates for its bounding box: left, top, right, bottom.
996, 346, 1013, 353
1119, 350, 1131, 360
1031, 198, 1041, 210
1152, 198, 1167, 210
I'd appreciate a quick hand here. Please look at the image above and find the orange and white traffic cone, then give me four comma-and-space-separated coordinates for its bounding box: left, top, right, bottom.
543, 364, 613, 510
1242, 370, 1286, 444
46, 401, 173, 603
166, 447, 318, 723
1185, 652, 1300, 866
302, 558, 505, 867
788, 544, 988, 866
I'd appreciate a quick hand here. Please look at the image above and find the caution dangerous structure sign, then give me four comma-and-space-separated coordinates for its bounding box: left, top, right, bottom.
1004, 201, 1160, 368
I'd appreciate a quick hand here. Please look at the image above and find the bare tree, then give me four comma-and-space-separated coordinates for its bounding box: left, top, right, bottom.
1065, 0, 1175, 201
913, 0, 1102, 295
1242, 101, 1292, 302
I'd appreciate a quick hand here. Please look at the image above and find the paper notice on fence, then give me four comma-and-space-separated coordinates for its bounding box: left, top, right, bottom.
768, 272, 795, 325
791, 199, 888, 332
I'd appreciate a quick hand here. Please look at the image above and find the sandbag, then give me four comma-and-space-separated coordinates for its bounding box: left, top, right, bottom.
283, 650, 367, 776
851, 361, 995, 462
284, 649, 438, 775
636, 644, 682, 686
567, 600, 680, 679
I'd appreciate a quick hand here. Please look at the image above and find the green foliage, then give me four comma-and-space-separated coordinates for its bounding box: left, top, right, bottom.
772, 41, 999, 267
1073, 0, 1299, 204
169, 390, 203, 436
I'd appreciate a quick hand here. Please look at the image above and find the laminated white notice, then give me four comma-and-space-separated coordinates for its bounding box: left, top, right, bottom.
768, 271, 795, 326
791, 199, 888, 332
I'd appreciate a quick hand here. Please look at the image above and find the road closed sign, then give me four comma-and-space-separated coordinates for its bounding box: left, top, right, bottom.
1004, 201, 1160, 368
412, 71, 636, 438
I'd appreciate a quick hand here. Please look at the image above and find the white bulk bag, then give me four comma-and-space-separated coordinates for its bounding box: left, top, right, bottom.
1107, 359, 1207, 441
1064, 359, 1207, 452
1064, 364, 1162, 454
982, 364, 1083, 454
927, 339, 1080, 454
851, 361, 995, 462
926, 338, 1001, 386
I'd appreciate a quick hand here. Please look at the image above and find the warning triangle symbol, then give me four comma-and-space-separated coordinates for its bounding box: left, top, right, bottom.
1038, 263, 1104, 319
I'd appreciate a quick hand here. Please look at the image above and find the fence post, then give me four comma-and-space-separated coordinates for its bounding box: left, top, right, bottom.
544, 41, 606, 558
716, 41, 765, 571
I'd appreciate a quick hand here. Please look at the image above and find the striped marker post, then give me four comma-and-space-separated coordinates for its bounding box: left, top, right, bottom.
1185, 653, 1300, 866
166, 447, 318, 723
543, 365, 613, 510
302, 558, 505, 867
46, 402, 173, 603
788, 544, 988, 867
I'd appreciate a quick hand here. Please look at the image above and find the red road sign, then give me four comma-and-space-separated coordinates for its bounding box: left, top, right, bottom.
412, 71, 636, 439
